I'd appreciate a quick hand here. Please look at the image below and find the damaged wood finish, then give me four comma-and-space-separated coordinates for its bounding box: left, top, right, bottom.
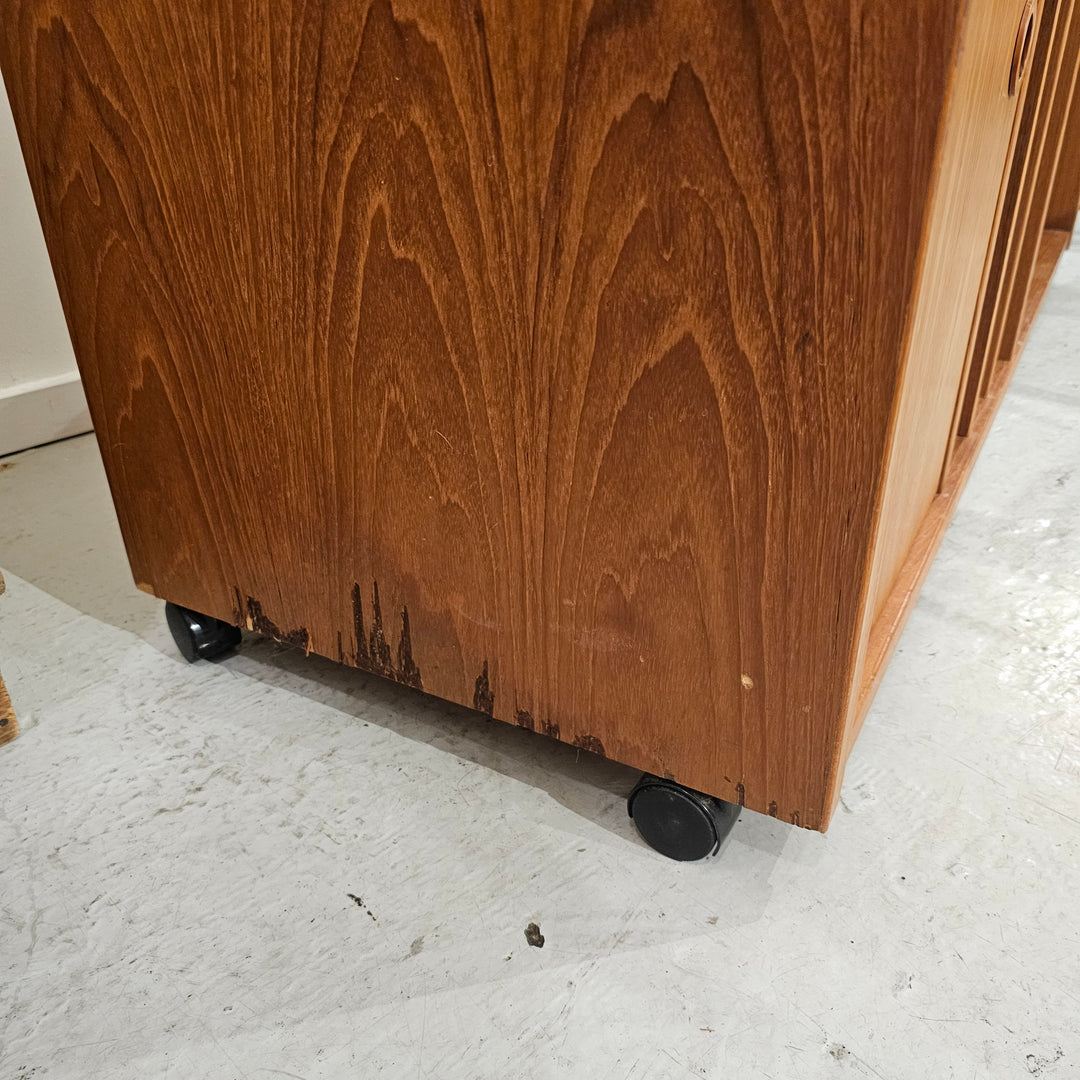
348, 581, 423, 688
244, 597, 310, 652
572, 735, 606, 758
4, 0, 1055, 829
473, 662, 494, 718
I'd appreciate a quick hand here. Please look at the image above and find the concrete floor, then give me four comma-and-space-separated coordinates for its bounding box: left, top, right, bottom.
1, 255, 1079, 1080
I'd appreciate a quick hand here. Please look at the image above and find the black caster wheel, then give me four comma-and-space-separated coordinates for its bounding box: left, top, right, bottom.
165, 602, 242, 663
627, 774, 740, 861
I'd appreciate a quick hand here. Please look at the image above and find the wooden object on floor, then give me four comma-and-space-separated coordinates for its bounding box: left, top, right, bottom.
0, 682, 13, 747
2, 0, 1074, 830
0, 572, 19, 747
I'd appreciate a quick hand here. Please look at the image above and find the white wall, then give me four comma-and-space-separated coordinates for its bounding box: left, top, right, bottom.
0, 88, 92, 456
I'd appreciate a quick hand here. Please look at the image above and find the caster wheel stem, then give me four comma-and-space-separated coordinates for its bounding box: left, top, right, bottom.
165, 602, 242, 662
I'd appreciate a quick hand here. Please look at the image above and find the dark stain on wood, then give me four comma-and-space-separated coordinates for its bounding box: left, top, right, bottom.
396, 607, 422, 689
336, 630, 344, 665
768, 801, 778, 817
572, 734, 606, 757
538, 718, 560, 740
735, 783, 746, 807
352, 582, 369, 668
368, 581, 392, 676
346, 582, 422, 688
515, 709, 535, 731
791, 811, 801, 827
246, 597, 309, 651
473, 661, 494, 716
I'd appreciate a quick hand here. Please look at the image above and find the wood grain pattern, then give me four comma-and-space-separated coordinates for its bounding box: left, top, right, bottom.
856, 0, 1030, 650
1014, 226, 1072, 348
855, 4, 1080, 778
993, 7, 1080, 365
1046, 70, 1080, 232
938, 2, 1048, 484
955, 0, 1068, 438
849, 225, 1070, 755
980, 0, 1076, 396
1, 1, 969, 828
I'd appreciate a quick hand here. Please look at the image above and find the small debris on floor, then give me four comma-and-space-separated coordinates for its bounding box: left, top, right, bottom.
346, 893, 377, 921
525, 922, 544, 948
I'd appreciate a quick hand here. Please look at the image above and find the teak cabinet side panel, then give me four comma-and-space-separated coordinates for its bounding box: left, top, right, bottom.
994, 5, 1080, 366
845, 0, 1079, 777
980, 0, 1076, 394
955, 0, 1068, 438
1, 1, 962, 828
854, 0, 1032, 675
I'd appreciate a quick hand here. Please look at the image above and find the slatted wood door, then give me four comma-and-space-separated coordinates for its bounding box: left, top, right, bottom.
1, 1, 1033, 827
956, 0, 1080, 442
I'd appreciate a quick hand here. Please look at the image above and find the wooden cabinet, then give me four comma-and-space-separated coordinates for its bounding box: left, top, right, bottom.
3, 1, 1076, 833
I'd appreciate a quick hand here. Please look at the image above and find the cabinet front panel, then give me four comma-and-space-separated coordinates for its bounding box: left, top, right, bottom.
1, 0, 959, 826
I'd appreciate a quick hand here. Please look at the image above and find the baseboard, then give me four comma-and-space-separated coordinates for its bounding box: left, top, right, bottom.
0, 370, 92, 457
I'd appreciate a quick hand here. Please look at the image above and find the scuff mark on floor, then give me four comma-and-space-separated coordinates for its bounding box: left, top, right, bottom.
346, 894, 377, 922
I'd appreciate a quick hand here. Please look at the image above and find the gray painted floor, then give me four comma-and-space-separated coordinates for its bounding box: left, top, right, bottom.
1, 248, 1078, 1079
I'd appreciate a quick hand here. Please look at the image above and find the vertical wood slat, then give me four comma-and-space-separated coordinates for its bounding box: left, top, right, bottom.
848, 222, 1063, 744
937, 2, 1045, 485
851, 0, 1036, 653
988, 4, 1080, 372
841, 0, 1038, 775
959, 0, 1067, 438
955, 0, 1070, 437
1045, 77, 1080, 232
